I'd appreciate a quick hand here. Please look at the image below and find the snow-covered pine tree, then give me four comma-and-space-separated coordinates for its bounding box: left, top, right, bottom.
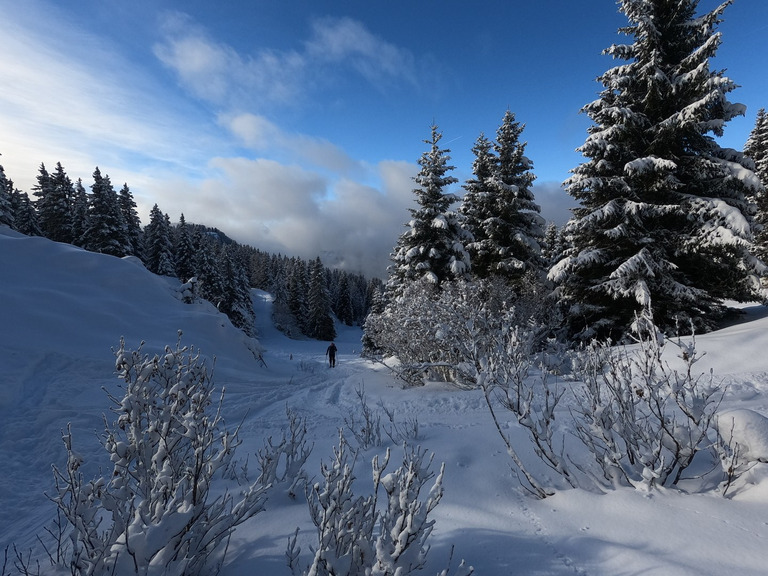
80, 167, 130, 256
334, 271, 355, 326
366, 277, 385, 315
193, 231, 226, 307
460, 111, 545, 283
744, 108, 768, 263
459, 133, 498, 277
550, 0, 764, 341
248, 248, 274, 291
218, 244, 256, 335
0, 159, 14, 228
174, 213, 197, 283
118, 183, 143, 257
286, 257, 309, 332
745, 108, 768, 185
34, 162, 74, 243
541, 222, 563, 266
492, 110, 545, 279
386, 124, 470, 298
50, 163, 75, 243
306, 256, 336, 341
10, 189, 42, 236
143, 203, 176, 276
70, 178, 89, 246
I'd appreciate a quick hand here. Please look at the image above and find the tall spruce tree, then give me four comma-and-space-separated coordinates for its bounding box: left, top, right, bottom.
70, 178, 89, 246
218, 244, 256, 335
306, 257, 336, 341
193, 232, 226, 306
459, 133, 497, 277
460, 111, 544, 282
33, 163, 66, 241
118, 183, 143, 257
32, 162, 75, 243
745, 108, 768, 263
11, 189, 42, 236
80, 167, 130, 256
387, 124, 470, 297
286, 258, 310, 332
550, 0, 764, 341
0, 160, 14, 228
143, 204, 175, 276
334, 272, 355, 326
745, 109, 768, 185
174, 214, 196, 282
49, 163, 75, 243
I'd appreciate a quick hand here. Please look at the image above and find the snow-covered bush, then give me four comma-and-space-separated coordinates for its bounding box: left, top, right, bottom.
479, 323, 576, 498
476, 303, 731, 496
365, 277, 555, 387
343, 384, 383, 449
288, 432, 472, 576
47, 335, 294, 576
257, 406, 313, 499
570, 312, 725, 489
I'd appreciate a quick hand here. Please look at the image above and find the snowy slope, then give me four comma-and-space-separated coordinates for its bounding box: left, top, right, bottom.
1, 226, 768, 575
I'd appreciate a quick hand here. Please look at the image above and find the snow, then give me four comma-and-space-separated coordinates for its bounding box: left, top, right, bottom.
624, 156, 677, 176
715, 409, 768, 463
2, 225, 768, 575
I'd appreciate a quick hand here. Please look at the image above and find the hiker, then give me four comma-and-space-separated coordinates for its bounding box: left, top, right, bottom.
326, 342, 337, 367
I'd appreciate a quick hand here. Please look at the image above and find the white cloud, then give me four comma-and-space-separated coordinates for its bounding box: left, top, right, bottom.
154, 12, 306, 109
153, 12, 419, 111
222, 113, 365, 176
305, 17, 418, 89
144, 158, 416, 278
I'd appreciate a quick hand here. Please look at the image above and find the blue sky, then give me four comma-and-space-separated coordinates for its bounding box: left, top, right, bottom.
1, 0, 766, 277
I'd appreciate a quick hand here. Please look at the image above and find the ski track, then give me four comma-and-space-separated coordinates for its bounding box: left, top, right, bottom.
518, 493, 591, 576
236, 344, 595, 576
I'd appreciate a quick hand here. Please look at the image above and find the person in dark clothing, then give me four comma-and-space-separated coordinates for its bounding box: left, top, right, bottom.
326, 342, 337, 367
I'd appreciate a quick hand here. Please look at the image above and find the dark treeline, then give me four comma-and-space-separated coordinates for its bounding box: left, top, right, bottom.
0, 160, 381, 340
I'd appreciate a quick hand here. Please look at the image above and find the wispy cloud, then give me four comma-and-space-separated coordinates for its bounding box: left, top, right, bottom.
153, 12, 420, 110
222, 113, 365, 176
154, 12, 307, 110
305, 17, 419, 90
0, 3, 222, 188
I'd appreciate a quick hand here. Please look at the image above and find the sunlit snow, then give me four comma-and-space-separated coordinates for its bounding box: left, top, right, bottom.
2, 225, 768, 575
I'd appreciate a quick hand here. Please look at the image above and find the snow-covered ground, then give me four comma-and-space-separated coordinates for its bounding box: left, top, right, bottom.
2, 225, 768, 575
